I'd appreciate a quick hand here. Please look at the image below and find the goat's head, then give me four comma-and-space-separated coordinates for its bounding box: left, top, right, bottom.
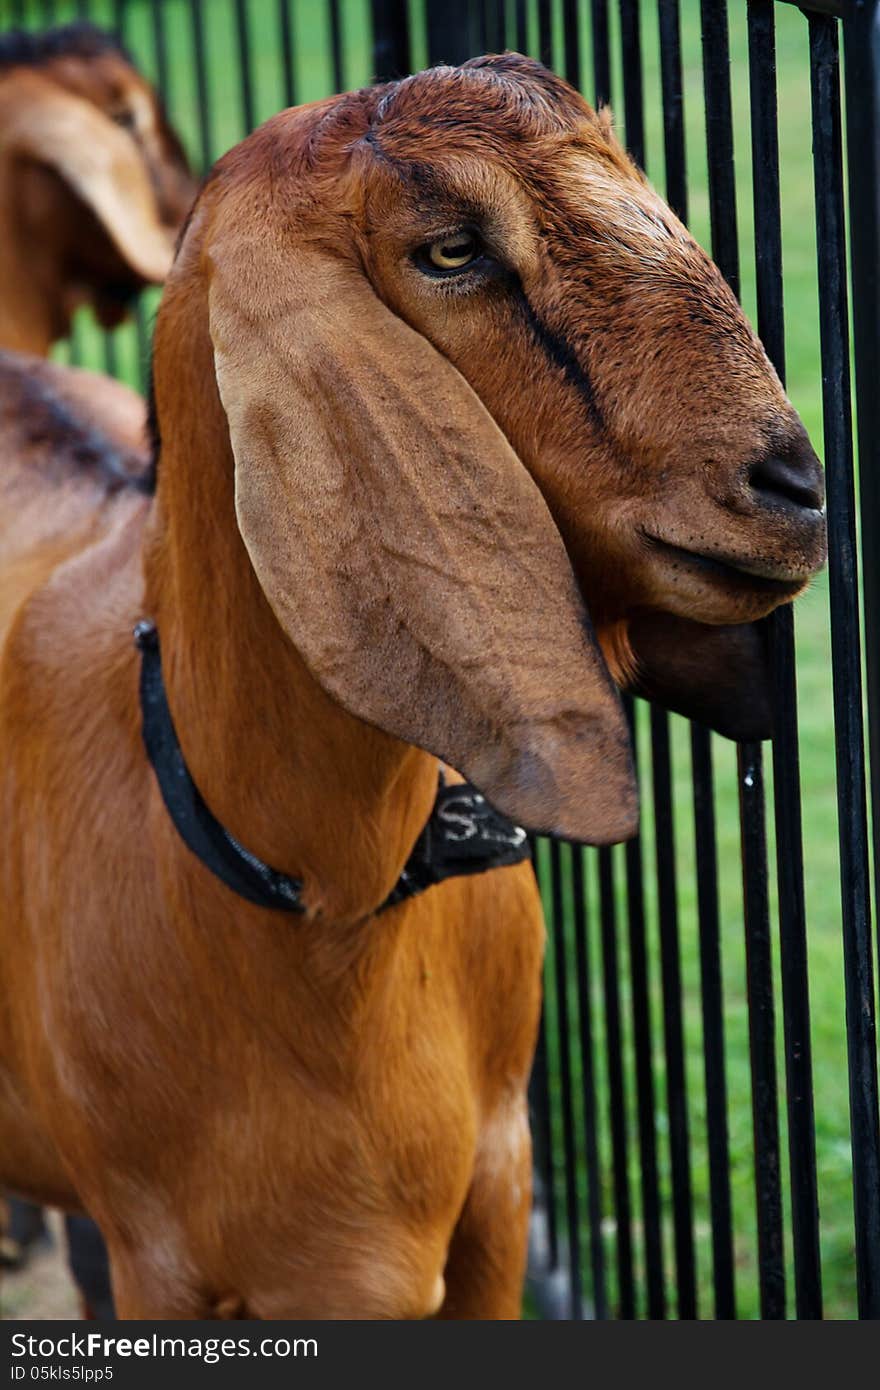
155, 55, 826, 844
0, 23, 195, 341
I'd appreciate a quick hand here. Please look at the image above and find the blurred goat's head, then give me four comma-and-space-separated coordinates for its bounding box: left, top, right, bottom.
0, 22, 196, 350
155, 55, 827, 843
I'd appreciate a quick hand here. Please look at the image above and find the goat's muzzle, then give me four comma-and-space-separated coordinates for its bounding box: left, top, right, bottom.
748, 449, 825, 515
639, 431, 827, 623
655, 427, 828, 594
729, 433, 828, 582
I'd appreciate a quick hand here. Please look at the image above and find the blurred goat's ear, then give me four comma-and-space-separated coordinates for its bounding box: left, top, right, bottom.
627, 612, 774, 741
4, 75, 173, 283
204, 183, 637, 845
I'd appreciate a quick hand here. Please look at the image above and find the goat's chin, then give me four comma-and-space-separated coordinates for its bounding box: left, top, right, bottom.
663, 580, 807, 628
642, 545, 808, 626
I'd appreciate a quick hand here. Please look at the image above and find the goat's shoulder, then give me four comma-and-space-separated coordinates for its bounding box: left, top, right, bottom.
0, 353, 151, 633
0, 351, 151, 492
0, 471, 146, 770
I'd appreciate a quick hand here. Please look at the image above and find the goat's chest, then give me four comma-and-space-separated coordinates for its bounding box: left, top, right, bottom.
164, 876, 540, 1316
163, 992, 481, 1318
46, 863, 543, 1317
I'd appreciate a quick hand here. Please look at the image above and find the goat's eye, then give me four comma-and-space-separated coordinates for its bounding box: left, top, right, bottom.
422, 231, 481, 273
111, 108, 136, 132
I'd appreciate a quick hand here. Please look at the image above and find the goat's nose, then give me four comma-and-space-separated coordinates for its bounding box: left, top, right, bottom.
748, 451, 825, 513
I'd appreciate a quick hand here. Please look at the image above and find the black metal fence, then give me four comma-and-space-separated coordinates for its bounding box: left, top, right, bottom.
2, 0, 879, 1320
518, 0, 880, 1322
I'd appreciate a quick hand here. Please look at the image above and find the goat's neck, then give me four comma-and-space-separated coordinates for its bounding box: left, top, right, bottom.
0, 193, 56, 355
142, 410, 438, 928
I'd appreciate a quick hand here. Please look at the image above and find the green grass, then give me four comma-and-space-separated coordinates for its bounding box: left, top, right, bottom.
2, 0, 869, 1319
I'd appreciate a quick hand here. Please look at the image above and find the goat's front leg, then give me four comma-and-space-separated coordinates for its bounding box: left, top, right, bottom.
438, 1098, 532, 1320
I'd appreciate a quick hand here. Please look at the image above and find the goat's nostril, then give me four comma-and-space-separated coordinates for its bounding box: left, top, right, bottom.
748, 455, 824, 512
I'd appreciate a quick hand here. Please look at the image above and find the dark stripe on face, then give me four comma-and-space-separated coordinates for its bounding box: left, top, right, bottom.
511, 286, 604, 434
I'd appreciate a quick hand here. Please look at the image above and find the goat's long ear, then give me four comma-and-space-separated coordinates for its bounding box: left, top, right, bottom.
627, 613, 774, 741
5, 79, 173, 282
207, 239, 637, 844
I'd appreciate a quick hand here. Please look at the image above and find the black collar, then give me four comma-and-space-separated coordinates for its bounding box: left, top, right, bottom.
134, 621, 530, 917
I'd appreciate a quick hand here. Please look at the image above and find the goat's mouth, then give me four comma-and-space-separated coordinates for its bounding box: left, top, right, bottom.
643, 533, 808, 599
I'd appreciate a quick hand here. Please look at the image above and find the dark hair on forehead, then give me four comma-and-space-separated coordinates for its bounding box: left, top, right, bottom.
374, 52, 589, 139
0, 21, 133, 75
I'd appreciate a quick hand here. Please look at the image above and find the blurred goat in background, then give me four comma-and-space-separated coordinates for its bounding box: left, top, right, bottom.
0, 21, 194, 356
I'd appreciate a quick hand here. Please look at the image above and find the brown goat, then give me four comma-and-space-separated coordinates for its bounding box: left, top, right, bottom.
0, 57, 826, 1319
0, 22, 195, 355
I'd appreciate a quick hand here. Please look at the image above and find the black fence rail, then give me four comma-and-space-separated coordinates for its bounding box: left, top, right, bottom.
2, 0, 878, 1320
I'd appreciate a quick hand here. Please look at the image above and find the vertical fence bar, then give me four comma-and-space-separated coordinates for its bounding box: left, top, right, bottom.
550, 841, 584, 1318
700, 0, 785, 1321
99, 323, 118, 382
623, 701, 666, 1319
598, 847, 636, 1317
747, 0, 822, 1321
651, 707, 697, 1318
572, 846, 608, 1319
738, 747, 786, 1318
528, 845, 560, 1289
234, 0, 255, 134
663, 0, 736, 1317
537, 0, 552, 64
149, 0, 170, 105
370, 0, 411, 82
188, 0, 213, 169
474, 3, 487, 51
691, 726, 736, 1318
514, 0, 527, 53
72, 0, 91, 369
562, 0, 580, 87
328, 0, 344, 93
426, 0, 479, 65
531, 1015, 560, 1273
843, 0, 880, 987
657, 0, 686, 219
768, 595, 822, 1313
126, 0, 154, 393
278, 0, 296, 105
618, 0, 644, 164
65, 0, 87, 371
116, 0, 155, 393
655, 0, 697, 1320
618, 5, 662, 1319
483, 0, 504, 53
101, 0, 125, 384
591, 1, 611, 106
808, 9, 880, 1321
700, 0, 738, 280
